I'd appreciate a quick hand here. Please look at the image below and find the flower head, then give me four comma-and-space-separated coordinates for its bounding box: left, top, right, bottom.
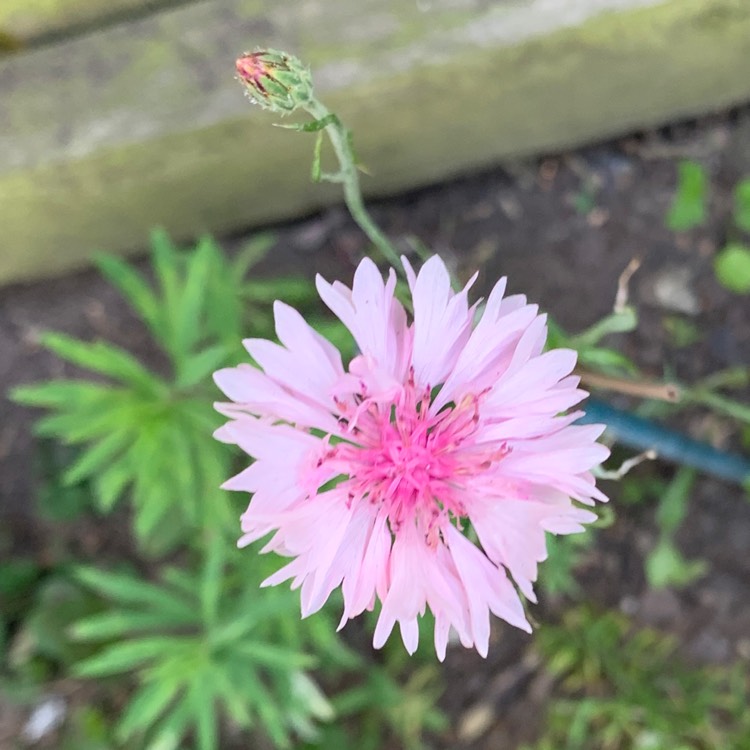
235, 49, 313, 114
214, 256, 608, 659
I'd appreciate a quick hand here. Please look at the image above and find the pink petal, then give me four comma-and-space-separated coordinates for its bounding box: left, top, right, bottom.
403, 255, 477, 388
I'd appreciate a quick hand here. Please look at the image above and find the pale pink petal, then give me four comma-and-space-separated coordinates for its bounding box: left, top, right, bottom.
213, 363, 343, 433
316, 258, 409, 379
340, 510, 392, 626
446, 525, 530, 656
214, 254, 609, 659
484, 349, 578, 411
213, 418, 319, 464
403, 255, 477, 388
433, 279, 540, 410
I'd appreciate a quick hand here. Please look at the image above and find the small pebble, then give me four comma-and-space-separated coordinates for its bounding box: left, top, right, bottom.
650, 266, 700, 315
21, 696, 66, 744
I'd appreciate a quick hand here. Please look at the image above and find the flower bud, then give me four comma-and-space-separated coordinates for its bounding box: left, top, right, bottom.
235, 49, 314, 114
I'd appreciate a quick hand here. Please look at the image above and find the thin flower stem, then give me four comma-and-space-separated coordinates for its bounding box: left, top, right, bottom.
577, 369, 682, 402
305, 100, 402, 269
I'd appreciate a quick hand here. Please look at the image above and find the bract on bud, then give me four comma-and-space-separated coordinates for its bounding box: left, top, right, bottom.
235, 49, 313, 114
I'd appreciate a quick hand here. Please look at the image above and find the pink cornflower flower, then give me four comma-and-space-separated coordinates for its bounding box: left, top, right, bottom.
214, 255, 608, 659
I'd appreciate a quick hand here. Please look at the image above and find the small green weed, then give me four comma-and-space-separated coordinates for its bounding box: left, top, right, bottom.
667, 161, 707, 232
525, 606, 750, 750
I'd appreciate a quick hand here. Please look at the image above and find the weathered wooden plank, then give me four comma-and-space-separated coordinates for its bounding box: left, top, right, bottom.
1, 0, 750, 284
0, 0, 179, 46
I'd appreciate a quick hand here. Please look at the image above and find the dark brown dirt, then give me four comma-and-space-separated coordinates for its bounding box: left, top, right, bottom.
2, 108, 750, 749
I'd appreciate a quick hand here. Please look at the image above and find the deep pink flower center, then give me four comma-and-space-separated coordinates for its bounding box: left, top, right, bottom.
321, 376, 507, 542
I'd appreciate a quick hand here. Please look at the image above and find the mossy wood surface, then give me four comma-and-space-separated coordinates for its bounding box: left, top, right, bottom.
0, 0, 173, 46
1, 0, 750, 284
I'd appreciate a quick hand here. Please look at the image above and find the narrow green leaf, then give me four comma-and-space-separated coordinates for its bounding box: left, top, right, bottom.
646, 540, 706, 589
212, 668, 254, 728
95, 253, 163, 342
72, 567, 195, 618
34, 394, 149, 444
311, 130, 324, 182
667, 160, 707, 232
734, 179, 750, 234
116, 676, 182, 741
10, 380, 113, 408
292, 672, 334, 722
41, 332, 163, 393
145, 418, 195, 499
150, 229, 181, 308
73, 636, 181, 677
175, 345, 230, 390
570, 308, 638, 349
544, 318, 571, 350
200, 534, 224, 629
175, 396, 223, 434
174, 238, 215, 360
210, 592, 300, 648
127, 426, 192, 547
93, 461, 133, 512
189, 678, 219, 750
145, 697, 193, 750
204, 252, 244, 345
690, 389, 750, 426
161, 568, 204, 600
72, 609, 197, 642
231, 233, 276, 284
234, 642, 315, 670
656, 467, 695, 534
132, 486, 181, 553
258, 703, 291, 749
577, 347, 638, 375
150, 229, 183, 362
34, 406, 121, 442
281, 113, 338, 133
63, 429, 131, 486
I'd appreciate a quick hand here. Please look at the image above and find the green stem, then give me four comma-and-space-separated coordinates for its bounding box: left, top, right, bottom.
305, 100, 402, 269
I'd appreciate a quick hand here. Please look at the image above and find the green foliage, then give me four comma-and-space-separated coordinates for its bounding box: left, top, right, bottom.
7, 230, 446, 749
57, 706, 115, 750
301, 608, 446, 750
621, 468, 706, 590
65, 543, 443, 750
554, 466, 708, 599
69, 543, 347, 750
664, 168, 750, 293
0, 560, 41, 623
314, 663, 447, 750
32, 439, 97, 521
734, 178, 750, 234
682, 367, 750, 428
0, 558, 42, 657
538, 505, 615, 598
539, 532, 594, 598
645, 468, 706, 589
13, 336, 231, 555
713, 242, 750, 294
94, 230, 279, 367
662, 315, 702, 349
525, 607, 750, 750
9, 230, 322, 554
547, 310, 638, 377
666, 161, 707, 232
7, 574, 102, 681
